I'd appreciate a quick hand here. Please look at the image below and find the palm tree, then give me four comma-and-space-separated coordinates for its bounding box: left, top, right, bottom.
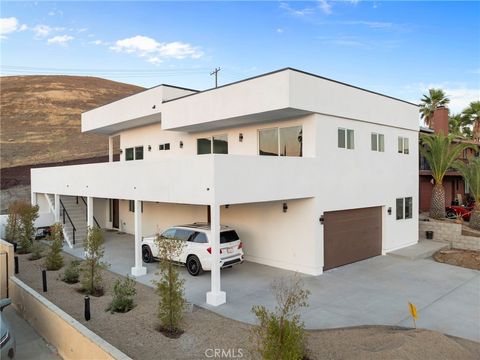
419, 89, 450, 128
420, 133, 474, 219
462, 101, 480, 141
454, 157, 480, 230
448, 113, 464, 137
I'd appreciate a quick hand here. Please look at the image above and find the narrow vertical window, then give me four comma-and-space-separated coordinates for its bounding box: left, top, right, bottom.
125, 148, 134, 161
338, 128, 346, 148
405, 197, 413, 219
378, 134, 385, 152
371, 133, 378, 151
347, 129, 355, 149
403, 138, 409, 154
398, 137, 403, 153
396, 198, 404, 220
135, 146, 144, 160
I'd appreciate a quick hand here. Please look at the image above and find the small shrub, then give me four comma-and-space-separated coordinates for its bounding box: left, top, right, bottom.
28, 242, 43, 261
153, 234, 186, 337
44, 223, 64, 270
62, 260, 81, 284
106, 276, 137, 313
15, 202, 39, 254
81, 227, 108, 296
5, 201, 22, 244
251, 275, 310, 360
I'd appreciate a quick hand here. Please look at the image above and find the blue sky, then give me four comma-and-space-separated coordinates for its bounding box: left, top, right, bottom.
1, 1, 479, 113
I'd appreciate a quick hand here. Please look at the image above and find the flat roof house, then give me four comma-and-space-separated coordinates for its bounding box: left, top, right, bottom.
31, 68, 419, 306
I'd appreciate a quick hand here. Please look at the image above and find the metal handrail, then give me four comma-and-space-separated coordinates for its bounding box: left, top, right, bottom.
77, 196, 101, 228
60, 199, 76, 244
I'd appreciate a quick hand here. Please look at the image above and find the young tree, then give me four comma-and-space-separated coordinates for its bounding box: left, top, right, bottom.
5, 201, 22, 244
153, 234, 186, 336
420, 133, 473, 219
81, 227, 108, 296
455, 157, 480, 230
251, 275, 310, 360
17, 203, 39, 254
419, 88, 450, 127
44, 223, 64, 270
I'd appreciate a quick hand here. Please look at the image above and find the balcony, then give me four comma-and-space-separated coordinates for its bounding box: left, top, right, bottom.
31, 155, 317, 205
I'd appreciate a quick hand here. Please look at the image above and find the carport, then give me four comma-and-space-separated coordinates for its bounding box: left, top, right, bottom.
64, 231, 480, 342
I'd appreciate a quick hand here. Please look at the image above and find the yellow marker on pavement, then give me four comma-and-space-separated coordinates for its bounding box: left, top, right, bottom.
408, 302, 417, 328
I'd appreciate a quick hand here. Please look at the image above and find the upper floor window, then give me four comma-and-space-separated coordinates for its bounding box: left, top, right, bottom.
371, 133, 385, 152
159, 143, 170, 151
259, 125, 302, 157
338, 128, 354, 149
125, 146, 143, 161
197, 134, 228, 155
396, 197, 412, 220
398, 137, 409, 154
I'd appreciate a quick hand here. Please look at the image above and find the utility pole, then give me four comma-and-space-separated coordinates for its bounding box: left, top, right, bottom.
210, 67, 220, 88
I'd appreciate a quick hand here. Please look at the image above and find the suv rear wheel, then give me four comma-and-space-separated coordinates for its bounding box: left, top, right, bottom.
186, 255, 203, 276
142, 246, 153, 263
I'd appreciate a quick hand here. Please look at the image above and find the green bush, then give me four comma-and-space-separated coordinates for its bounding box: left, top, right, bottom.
5, 201, 22, 244
44, 223, 64, 270
81, 227, 108, 296
251, 276, 310, 360
106, 276, 137, 313
62, 260, 81, 284
12, 202, 39, 254
28, 241, 43, 261
153, 234, 186, 336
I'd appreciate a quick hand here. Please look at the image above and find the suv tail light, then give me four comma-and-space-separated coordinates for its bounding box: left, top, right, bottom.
207, 247, 212, 254
238, 241, 243, 249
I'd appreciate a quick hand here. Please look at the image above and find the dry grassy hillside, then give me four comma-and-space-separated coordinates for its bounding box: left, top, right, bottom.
0, 75, 145, 168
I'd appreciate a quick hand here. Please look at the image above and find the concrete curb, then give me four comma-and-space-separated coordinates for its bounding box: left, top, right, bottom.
10, 276, 132, 360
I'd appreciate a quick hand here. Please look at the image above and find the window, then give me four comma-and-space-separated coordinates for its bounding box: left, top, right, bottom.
338, 128, 354, 149
396, 197, 412, 220
398, 137, 409, 154
161, 228, 176, 239
192, 232, 208, 243
159, 143, 170, 151
128, 200, 143, 213
259, 126, 302, 157
174, 229, 194, 241
197, 135, 228, 154
220, 230, 240, 244
125, 146, 143, 160
371, 133, 385, 152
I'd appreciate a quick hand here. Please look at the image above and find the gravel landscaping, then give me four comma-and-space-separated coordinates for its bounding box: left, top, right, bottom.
15, 251, 480, 360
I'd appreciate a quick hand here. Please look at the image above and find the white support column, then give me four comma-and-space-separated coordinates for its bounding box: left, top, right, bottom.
108, 136, 113, 162
54, 194, 60, 223
131, 200, 147, 277
206, 204, 226, 306
87, 196, 94, 229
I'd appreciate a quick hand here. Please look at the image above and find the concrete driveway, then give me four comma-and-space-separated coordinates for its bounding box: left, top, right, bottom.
64, 231, 480, 342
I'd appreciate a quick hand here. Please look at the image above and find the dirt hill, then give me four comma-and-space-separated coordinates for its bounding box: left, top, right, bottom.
0, 75, 145, 168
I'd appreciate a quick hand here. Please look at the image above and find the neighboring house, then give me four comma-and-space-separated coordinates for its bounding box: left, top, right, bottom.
419, 107, 480, 212
30, 68, 419, 306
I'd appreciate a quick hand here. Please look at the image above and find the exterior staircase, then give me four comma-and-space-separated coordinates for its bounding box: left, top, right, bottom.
45, 194, 92, 248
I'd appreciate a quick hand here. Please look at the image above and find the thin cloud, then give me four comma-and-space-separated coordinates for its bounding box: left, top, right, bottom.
280, 2, 315, 17
47, 34, 74, 45
317, 0, 332, 15
110, 35, 204, 63
342, 20, 393, 29
0, 17, 27, 39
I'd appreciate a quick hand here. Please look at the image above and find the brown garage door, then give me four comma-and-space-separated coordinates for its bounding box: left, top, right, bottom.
324, 207, 382, 270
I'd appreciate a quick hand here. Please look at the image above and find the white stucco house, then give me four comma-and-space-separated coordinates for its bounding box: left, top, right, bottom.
31, 68, 419, 306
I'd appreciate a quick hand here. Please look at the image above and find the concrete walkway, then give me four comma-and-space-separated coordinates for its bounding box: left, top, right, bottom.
387, 240, 449, 260
64, 232, 480, 342
3, 306, 61, 359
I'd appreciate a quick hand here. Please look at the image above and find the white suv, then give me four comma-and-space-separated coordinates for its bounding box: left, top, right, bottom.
141, 223, 244, 276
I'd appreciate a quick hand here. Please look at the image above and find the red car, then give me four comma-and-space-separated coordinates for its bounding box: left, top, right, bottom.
446, 202, 475, 221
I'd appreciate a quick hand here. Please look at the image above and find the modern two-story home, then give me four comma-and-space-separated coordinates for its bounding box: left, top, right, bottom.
31, 68, 419, 306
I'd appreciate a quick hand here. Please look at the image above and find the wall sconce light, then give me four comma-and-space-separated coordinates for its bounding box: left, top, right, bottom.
225, 204, 230, 209
148, 145, 152, 151
120, 149, 123, 154
239, 133, 244, 142
283, 203, 288, 213
388, 207, 392, 215
179, 141, 184, 149
319, 215, 324, 224
152, 105, 156, 109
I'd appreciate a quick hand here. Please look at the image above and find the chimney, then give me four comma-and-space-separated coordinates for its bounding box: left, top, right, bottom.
432, 106, 449, 135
